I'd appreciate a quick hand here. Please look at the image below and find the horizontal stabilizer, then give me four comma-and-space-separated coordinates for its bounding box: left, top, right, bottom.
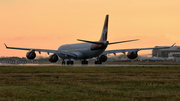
108, 39, 139, 45
77, 39, 103, 45
77, 39, 139, 45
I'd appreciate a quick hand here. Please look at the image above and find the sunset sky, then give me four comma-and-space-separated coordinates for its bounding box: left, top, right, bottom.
0, 0, 180, 57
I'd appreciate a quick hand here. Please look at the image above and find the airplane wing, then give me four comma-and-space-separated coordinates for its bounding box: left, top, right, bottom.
102, 43, 176, 55
4, 43, 77, 58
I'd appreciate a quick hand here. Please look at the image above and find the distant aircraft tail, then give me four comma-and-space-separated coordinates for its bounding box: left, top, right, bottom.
99, 15, 109, 41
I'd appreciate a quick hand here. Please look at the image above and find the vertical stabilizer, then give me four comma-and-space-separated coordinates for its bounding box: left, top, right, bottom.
99, 15, 109, 41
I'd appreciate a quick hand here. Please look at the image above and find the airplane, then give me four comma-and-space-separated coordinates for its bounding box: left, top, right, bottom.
4, 15, 175, 65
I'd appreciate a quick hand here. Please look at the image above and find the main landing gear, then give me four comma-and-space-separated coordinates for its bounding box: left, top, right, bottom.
61, 59, 102, 65
95, 61, 102, 64
62, 61, 65, 65
95, 57, 102, 65
67, 61, 74, 65
81, 59, 88, 65
81, 59, 102, 65
62, 59, 74, 65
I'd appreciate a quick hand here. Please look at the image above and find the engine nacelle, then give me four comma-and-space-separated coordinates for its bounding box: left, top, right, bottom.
26, 51, 36, 59
127, 51, 138, 59
99, 55, 108, 62
49, 54, 58, 63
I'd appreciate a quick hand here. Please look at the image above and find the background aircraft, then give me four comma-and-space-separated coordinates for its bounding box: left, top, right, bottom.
4, 15, 174, 65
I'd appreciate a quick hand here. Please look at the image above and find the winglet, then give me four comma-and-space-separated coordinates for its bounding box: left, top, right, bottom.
4, 43, 8, 48
171, 43, 176, 47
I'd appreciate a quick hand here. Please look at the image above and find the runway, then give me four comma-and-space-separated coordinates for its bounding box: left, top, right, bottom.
0, 63, 180, 67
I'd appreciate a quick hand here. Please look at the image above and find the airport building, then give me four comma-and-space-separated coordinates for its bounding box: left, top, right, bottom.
152, 46, 180, 58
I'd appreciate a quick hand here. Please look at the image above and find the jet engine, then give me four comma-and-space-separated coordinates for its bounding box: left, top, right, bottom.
127, 51, 138, 59
99, 55, 108, 62
26, 51, 36, 59
49, 54, 58, 63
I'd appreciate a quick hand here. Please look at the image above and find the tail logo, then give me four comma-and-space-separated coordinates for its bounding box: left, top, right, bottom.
102, 27, 107, 41
100, 15, 108, 41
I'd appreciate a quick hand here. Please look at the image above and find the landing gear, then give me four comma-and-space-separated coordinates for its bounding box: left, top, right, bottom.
62, 59, 74, 65
62, 61, 65, 65
95, 61, 102, 64
95, 57, 102, 65
67, 61, 74, 65
81, 59, 88, 65
62, 59, 65, 65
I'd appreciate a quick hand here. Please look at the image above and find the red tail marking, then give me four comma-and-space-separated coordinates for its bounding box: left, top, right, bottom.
100, 15, 109, 41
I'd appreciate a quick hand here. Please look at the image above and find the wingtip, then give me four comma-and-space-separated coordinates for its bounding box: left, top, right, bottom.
77, 39, 84, 41
171, 43, 176, 47
77, 39, 81, 41
4, 43, 7, 48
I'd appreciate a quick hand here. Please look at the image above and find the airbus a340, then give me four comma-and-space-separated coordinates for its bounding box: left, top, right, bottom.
4, 15, 174, 65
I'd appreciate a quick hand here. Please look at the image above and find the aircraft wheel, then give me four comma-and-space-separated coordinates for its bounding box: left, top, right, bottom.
95, 61, 102, 65
82, 61, 88, 65
62, 61, 65, 65
67, 61, 70, 65
67, 61, 74, 65
71, 61, 74, 65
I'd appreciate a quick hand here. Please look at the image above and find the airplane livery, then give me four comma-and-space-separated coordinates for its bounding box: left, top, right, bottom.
4, 15, 174, 65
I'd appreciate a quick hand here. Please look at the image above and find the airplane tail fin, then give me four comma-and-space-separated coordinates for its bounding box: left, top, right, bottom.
77, 15, 139, 45
99, 15, 109, 41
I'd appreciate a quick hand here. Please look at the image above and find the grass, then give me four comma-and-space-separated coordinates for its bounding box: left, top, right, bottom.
104, 61, 180, 65
0, 66, 180, 101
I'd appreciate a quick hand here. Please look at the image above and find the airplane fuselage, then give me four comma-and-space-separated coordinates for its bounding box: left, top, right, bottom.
57, 43, 106, 59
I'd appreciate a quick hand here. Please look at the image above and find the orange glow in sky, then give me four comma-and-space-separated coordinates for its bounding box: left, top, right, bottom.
0, 0, 180, 57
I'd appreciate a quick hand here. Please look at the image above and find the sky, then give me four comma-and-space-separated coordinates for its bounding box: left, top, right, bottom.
0, 0, 180, 57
